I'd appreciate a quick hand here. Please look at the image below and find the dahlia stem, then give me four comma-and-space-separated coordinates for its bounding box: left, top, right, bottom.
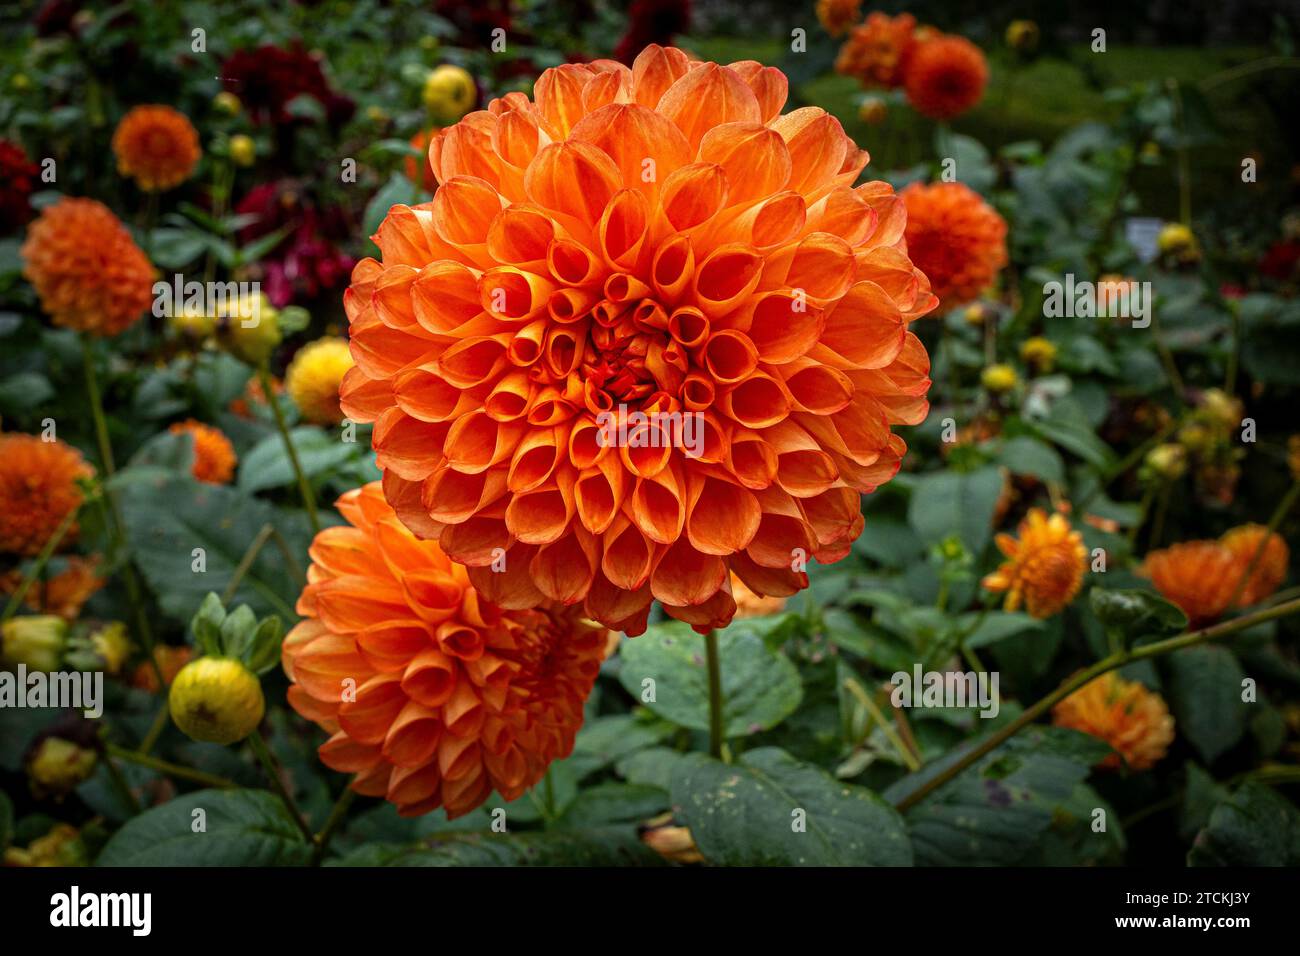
311, 784, 357, 865
106, 742, 235, 790
259, 362, 321, 535
1225, 479, 1300, 609
103, 750, 143, 815
893, 595, 1300, 813
844, 677, 921, 772
223, 522, 275, 604
0, 507, 77, 624
248, 729, 318, 845
136, 702, 170, 756
81, 336, 165, 691
704, 628, 724, 760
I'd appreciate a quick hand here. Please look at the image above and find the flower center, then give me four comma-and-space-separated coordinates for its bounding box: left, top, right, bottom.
580, 297, 686, 410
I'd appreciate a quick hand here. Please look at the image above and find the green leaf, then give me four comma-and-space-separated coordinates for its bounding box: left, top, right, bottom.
960, 611, 1044, 650
886, 726, 1110, 866
220, 604, 258, 659
994, 436, 1065, 484
568, 714, 673, 780
1179, 761, 1228, 842
116, 471, 311, 623
0, 371, 54, 414
618, 621, 802, 737
363, 173, 419, 240
237, 427, 356, 494
615, 746, 686, 791
558, 783, 669, 827
127, 431, 197, 474
671, 747, 911, 866
1188, 782, 1300, 866
1090, 587, 1186, 648
907, 466, 1004, 556
245, 616, 285, 675
1167, 646, 1248, 763
95, 790, 312, 866
1029, 397, 1115, 469
331, 827, 664, 866
190, 592, 227, 656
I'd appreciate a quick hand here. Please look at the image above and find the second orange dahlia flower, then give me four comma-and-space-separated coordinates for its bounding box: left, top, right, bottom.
283, 482, 606, 818
0, 433, 93, 557
834, 12, 917, 88
982, 508, 1087, 619
343, 45, 935, 635
111, 105, 202, 192
168, 420, 237, 485
901, 34, 989, 120
1052, 671, 1174, 771
901, 181, 1007, 310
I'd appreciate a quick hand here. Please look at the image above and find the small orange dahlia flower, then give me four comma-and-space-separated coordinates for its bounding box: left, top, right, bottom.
405, 128, 439, 194
834, 12, 917, 88
1220, 523, 1288, 607
901, 181, 1007, 310
343, 46, 935, 635
901, 34, 988, 120
817, 0, 863, 39
0, 556, 104, 619
21, 198, 155, 337
0, 433, 93, 557
283, 482, 607, 818
168, 420, 237, 484
111, 105, 202, 192
982, 508, 1086, 618
1141, 541, 1239, 626
1052, 671, 1174, 771
131, 645, 193, 692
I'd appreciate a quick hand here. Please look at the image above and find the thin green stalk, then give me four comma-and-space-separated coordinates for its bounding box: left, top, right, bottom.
704, 629, 724, 760
844, 677, 921, 772
1226, 480, 1300, 609
893, 596, 1300, 812
136, 702, 170, 755
259, 362, 320, 534
311, 784, 357, 865
106, 742, 235, 789
248, 730, 317, 845
103, 751, 143, 815
223, 522, 275, 604
1, 508, 77, 624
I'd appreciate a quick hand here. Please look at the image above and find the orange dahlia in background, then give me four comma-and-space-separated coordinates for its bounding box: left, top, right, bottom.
404, 128, 439, 194
168, 420, 237, 484
343, 45, 935, 635
901, 34, 988, 120
834, 12, 917, 88
0, 433, 93, 556
1052, 671, 1174, 771
1220, 523, 1288, 607
1142, 541, 1238, 626
131, 645, 192, 691
732, 574, 786, 618
0, 556, 104, 619
982, 508, 1086, 619
111, 105, 202, 192
283, 482, 606, 818
817, 0, 863, 40
21, 198, 154, 337
901, 181, 1007, 310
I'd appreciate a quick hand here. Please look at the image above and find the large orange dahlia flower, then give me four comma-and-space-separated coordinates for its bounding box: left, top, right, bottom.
283, 482, 606, 818
901, 181, 1007, 310
21, 198, 155, 337
0, 433, 93, 557
111, 105, 202, 192
342, 46, 935, 635
902, 34, 988, 121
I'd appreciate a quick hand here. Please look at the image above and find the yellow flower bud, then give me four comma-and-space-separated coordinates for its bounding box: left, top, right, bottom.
365, 105, 389, 124
11, 73, 32, 92
963, 303, 989, 326
2, 823, 85, 867
169, 657, 265, 745
286, 337, 355, 425
1144, 443, 1187, 481
422, 64, 476, 124
1019, 336, 1057, 372
169, 303, 215, 340
2, 615, 68, 672
981, 364, 1018, 394
27, 737, 97, 797
1157, 222, 1199, 262
89, 622, 133, 674
1005, 20, 1039, 53
215, 292, 282, 366
229, 134, 256, 168
213, 91, 241, 116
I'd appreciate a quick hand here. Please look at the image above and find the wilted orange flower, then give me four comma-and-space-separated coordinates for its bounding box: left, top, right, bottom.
901, 181, 1007, 309
835, 12, 917, 87
1220, 523, 1289, 607
405, 128, 438, 193
0, 556, 104, 619
817, 0, 863, 39
131, 645, 192, 691
111, 105, 202, 192
0, 433, 93, 557
283, 482, 606, 818
342, 46, 935, 635
902, 34, 988, 120
982, 508, 1086, 618
21, 198, 154, 337
168, 420, 237, 484
1053, 671, 1174, 771
1142, 541, 1238, 626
